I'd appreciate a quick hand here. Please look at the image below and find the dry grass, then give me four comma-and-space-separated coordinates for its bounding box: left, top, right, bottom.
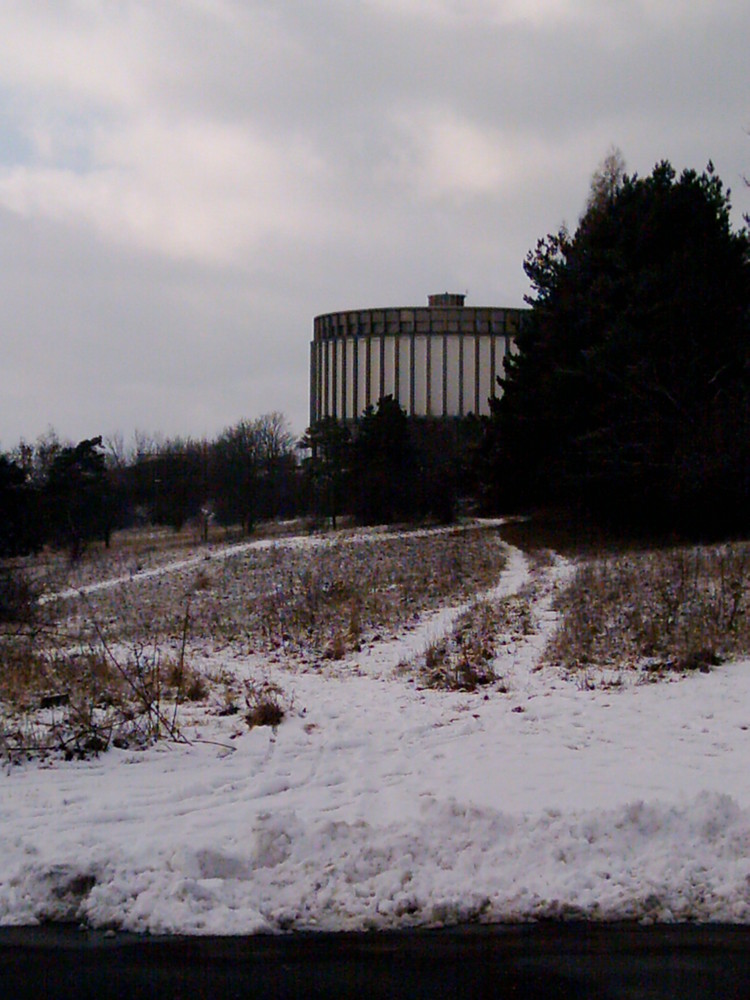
1, 524, 508, 759
19, 519, 318, 597
546, 543, 750, 674
244, 679, 287, 729
407, 600, 509, 692
54, 527, 508, 663
0, 625, 206, 761
230, 529, 505, 662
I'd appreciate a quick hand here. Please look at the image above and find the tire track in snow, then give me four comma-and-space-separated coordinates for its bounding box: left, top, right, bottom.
349, 542, 532, 679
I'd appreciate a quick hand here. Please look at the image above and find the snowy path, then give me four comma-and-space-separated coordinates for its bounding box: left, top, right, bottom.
6, 541, 750, 932
348, 541, 531, 678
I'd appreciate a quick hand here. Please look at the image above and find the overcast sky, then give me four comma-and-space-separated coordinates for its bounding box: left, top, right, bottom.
0, 0, 747, 449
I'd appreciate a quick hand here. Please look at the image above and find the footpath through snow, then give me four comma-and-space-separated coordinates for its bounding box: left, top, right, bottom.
4, 531, 750, 933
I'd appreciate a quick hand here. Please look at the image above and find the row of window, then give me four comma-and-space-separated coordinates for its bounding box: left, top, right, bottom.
314, 308, 526, 340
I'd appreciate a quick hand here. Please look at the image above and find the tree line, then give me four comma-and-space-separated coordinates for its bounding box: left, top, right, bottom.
0, 413, 298, 558
0, 405, 482, 561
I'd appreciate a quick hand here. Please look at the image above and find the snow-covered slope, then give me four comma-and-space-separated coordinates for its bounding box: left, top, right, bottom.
4, 536, 750, 933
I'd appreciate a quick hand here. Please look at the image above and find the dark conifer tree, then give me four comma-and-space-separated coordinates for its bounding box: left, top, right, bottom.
299, 416, 352, 528
351, 396, 416, 525
482, 160, 750, 533
44, 436, 114, 557
0, 454, 42, 556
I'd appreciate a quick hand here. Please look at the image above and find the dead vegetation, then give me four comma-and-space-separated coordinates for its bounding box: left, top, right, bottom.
52, 526, 509, 663
403, 566, 544, 692
0, 524, 508, 760
0, 637, 208, 761
415, 600, 505, 691
0, 570, 209, 761
546, 544, 750, 675
9, 516, 750, 761
244, 679, 287, 729
27, 520, 318, 594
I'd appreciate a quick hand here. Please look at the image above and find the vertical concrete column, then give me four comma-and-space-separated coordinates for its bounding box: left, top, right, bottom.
409, 332, 416, 416
309, 342, 317, 426
394, 333, 401, 407
490, 330, 497, 405
340, 335, 348, 421
328, 338, 334, 418
442, 333, 448, 417
474, 334, 481, 414
458, 331, 464, 417
352, 334, 359, 420
331, 337, 338, 419
425, 331, 432, 416
322, 338, 329, 418
365, 330, 372, 411
318, 340, 324, 421
379, 331, 386, 403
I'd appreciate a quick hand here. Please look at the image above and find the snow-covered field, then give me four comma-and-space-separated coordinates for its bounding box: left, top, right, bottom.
3, 524, 750, 934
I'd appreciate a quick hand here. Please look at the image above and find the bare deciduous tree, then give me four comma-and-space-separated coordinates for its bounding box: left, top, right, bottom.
585, 145, 627, 216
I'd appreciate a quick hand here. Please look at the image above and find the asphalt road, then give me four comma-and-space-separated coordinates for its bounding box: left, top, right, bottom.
2, 922, 750, 999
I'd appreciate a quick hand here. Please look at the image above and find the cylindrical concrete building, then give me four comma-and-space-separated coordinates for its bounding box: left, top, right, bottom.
310, 294, 528, 425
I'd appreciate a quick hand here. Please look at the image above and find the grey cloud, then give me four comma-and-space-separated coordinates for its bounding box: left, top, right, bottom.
0, 1, 747, 447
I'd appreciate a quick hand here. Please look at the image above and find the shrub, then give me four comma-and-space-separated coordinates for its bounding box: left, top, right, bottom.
244, 680, 286, 729
0, 565, 37, 624
0, 634, 200, 761
164, 656, 208, 701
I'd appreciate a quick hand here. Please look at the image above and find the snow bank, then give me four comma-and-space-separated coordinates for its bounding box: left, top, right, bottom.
5, 651, 750, 934
4, 791, 750, 933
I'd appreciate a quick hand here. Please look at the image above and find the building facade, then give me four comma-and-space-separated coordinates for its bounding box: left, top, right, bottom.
310, 293, 528, 425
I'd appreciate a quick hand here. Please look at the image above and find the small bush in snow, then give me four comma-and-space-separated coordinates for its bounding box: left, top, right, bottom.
244, 680, 286, 729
